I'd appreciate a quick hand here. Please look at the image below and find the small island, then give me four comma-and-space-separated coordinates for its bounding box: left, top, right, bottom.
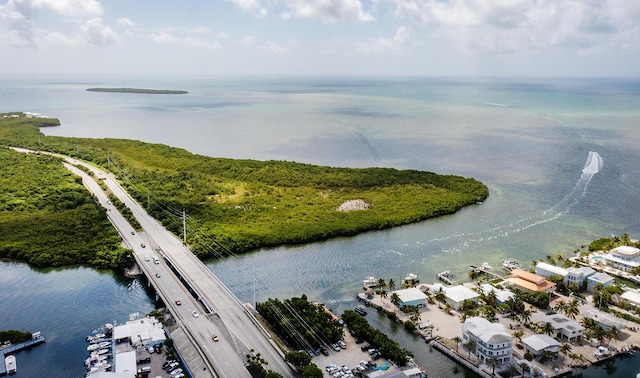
87, 88, 188, 94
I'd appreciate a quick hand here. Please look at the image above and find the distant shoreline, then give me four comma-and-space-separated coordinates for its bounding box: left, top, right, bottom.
86, 88, 188, 94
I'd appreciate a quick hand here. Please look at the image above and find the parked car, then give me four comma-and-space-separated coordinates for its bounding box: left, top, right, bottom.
331, 343, 341, 351
319, 347, 329, 356
337, 340, 347, 349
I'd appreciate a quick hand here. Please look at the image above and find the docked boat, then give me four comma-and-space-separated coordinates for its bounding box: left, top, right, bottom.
502, 259, 519, 271
354, 305, 368, 316
437, 270, 456, 285
480, 262, 492, 270
86, 333, 106, 342
363, 276, 377, 288
5, 355, 16, 374
87, 341, 111, 351
403, 273, 420, 283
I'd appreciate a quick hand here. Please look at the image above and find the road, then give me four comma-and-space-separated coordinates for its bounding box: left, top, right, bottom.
12, 148, 296, 378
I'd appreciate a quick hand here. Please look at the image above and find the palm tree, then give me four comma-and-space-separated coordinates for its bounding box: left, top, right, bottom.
380, 288, 388, 302
604, 326, 620, 346
485, 289, 498, 308
542, 322, 555, 337
560, 343, 572, 359
513, 330, 524, 346
565, 299, 579, 320
520, 362, 530, 377
465, 340, 475, 359
452, 336, 462, 353
388, 278, 396, 292
435, 287, 446, 303
444, 303, 453, 315
520, 308, 532, 325
553, 300, 567, 315
489, 356, 500, 375
390, 292, 400, 309
377, 278, 387, 294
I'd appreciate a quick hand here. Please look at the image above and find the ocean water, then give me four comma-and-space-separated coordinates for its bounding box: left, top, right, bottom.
1, 76, 640, 377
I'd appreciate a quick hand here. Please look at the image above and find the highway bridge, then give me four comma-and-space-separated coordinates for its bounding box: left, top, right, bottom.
13, 148, 297, 378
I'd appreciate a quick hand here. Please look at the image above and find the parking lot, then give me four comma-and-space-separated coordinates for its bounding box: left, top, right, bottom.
311, 326, 395, 377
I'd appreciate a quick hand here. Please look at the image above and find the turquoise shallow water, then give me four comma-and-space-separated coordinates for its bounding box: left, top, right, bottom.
1, 76, 639, 376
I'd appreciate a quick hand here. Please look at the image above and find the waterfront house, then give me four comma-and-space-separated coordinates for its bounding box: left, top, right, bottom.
461, 317, 512, 366
540, 313, 584, 342
479, 283, 514, 305
603, 246, 640, 272
522, 334, 560, 358
586, 272, 614, 292
393, 288, 428, 309
584, 309, 626, 331
621, 290, 640, 307
535, 262, 595, 287
445, 285, 479, 310
504, 269, 556, 294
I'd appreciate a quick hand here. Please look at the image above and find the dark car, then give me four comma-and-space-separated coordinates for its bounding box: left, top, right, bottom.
360, 344, 371, 352
137, 357, 151, 364
319, 347, 329, 356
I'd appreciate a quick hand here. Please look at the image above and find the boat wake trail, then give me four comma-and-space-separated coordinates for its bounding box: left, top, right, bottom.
424, 151, 603, 256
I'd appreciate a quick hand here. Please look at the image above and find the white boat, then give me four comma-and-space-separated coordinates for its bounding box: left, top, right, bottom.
502, 259, 519, 271
480, 262, 492, 270
86, 333, 106, 342
363, 276, 377, 288
87, 341, 111, 351
404, 273, 420, 283
5, 355, 16, 374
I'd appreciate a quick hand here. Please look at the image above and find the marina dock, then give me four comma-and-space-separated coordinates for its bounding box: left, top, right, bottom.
0, 333, 45, 375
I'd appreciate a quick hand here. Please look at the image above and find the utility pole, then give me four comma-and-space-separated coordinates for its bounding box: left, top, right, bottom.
182, 208, 187, 245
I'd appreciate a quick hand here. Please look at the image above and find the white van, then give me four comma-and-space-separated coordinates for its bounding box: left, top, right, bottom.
137, 366, 151, 373
152, 256, 159, 264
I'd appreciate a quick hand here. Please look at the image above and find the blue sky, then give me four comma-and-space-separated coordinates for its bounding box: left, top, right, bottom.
1, 0, 639, 76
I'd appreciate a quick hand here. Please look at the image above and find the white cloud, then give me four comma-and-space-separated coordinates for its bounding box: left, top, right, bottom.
280, 0, 374, 23
150, 31, 179, 45
355, 26, 410, 54
227, 0, 268, 17
80, 17, 117, 46
18, 0, 103, 18
116, 17, 134, 28
184, 35, 222, 50
385, 0, 640, 55
261, 41, 289, 54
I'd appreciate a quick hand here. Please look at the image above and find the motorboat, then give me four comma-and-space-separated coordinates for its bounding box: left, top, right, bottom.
363, 276, 377, 288
5, 355, 16, 374
502, 259, 519, 271
403, 273, 419, 283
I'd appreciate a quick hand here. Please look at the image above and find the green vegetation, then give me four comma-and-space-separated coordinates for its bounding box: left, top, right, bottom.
86, 88, 188, 94
0, 113, 488, 265
342, 309, 413, 366
0, 330, 32, 344
0, 118, 127, 268
256, 295, 343, 350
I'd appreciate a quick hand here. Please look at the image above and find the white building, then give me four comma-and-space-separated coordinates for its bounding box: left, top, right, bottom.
393, 288, 428, 309
535, 262, 595, 287
586, 272, 615, 292
461, 317, 512, 365
445, 285, 479, 310
480, 284, 514, 305
603, 246, 640, 272
620, 290, 640, 308
522, 334, 560, 357
540, 314, 584, 342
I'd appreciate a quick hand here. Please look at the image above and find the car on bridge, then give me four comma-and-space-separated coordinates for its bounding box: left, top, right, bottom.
175, 300, 182, 305
212, 335, 219, 342
192, 311, 199, 318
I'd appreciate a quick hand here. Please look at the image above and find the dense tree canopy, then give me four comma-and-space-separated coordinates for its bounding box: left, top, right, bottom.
0, 113, 489, 264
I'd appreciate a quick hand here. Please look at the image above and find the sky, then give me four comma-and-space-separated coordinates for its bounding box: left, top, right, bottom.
0, 0, 639, 77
